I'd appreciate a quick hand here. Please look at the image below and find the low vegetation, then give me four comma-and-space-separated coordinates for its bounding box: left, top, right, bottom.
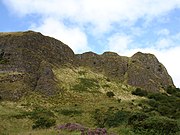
0, 66, 180, 135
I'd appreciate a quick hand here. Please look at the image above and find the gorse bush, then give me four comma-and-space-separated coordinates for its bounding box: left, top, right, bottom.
134, 116, 179, 135
128, 112, 179, 135
93, 107, 129, 128
58, 109, 82, 116
106, 110, 129, 127
128, 112, 149, 125
32, 116, 56, 129
166, 86, 180, 97
13, 107, 56, 129
146, 92, 180, 118
28, 107, 55, 119
106, 91, 115, 98
132, 88, 148, 97
72, 78, 100, 92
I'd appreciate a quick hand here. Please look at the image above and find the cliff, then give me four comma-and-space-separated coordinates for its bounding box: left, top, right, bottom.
0, 31, 174, 100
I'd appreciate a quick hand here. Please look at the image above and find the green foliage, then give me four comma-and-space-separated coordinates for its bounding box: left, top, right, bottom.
146, 92, 180, 118
32, 116, 56, 129
131, 88, 148, 97
30, 108, 56, 129
14, 107, 56, 129
128, 112, 149, 125
58, 109, 82, 116
28, 107, 55, 119
106, 110, 129, 127
106, 78, 111, 82
72, 78, 100, 92
106, 91, 115, 98
147, 93, 168, 101
0, 50, 9, 64
166, 86, 180, 97
92, 107, 129, 128
132, 116, 179, 135
0, 59, 9, 64
92, 108, 107, 128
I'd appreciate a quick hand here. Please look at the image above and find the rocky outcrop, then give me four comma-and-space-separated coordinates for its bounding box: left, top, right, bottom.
127, 52, 174, 92
76, 51, 129, 82
76, 51, 174, 92
0, 31, 175, 100
0, 31, 74, 100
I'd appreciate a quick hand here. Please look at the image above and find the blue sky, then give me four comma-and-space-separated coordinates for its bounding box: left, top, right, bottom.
1, 0, 180, 87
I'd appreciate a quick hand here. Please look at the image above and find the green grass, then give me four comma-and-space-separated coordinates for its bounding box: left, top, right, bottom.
0, 66, 179, 135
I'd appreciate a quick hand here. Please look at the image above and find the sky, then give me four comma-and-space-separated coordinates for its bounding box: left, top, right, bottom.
0, 0, 180, 87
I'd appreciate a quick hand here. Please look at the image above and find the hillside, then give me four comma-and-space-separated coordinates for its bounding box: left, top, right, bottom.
0, 31, 174, 100
0, 31, 179, 135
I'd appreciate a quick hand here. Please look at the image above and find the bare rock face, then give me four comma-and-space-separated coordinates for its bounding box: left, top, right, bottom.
76, 51, 129, 81
127, 52, 174, 92
0, 31, 175, 100
76, 51, 174, 92
0, 31, 74, 100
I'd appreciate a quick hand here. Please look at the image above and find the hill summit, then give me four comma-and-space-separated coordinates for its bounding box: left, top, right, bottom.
0, 31, 174, 100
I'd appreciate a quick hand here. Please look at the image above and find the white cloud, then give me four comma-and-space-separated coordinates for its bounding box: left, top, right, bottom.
156, 38, 173, 49
155, 31, 180, 49
3, 0, 180, 33
31, 18, 90, 53
107, 34, 132, 53
156, 47, 180, 88
157, 29, 170, 36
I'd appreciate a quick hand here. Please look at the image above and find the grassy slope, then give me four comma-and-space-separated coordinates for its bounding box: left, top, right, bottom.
0, 66, 179, 135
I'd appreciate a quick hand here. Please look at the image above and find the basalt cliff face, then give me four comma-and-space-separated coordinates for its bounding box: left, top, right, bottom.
76, 51, 174, 92
0, 31, 174, 100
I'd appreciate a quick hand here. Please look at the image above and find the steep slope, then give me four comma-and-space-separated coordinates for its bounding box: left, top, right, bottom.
127, 52, 174, 92
76, 51, 174, 92
0, 31, 174, 100
0, 31, 179, 135
0, 31, 74, 100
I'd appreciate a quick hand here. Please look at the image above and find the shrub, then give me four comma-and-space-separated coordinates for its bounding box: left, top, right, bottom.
128, 112, 149, 125
18, 107, 56, 129
146, 92, 180, 118
28, 107, 55, 119
175, 92, 180, 97
72, 78, 100, 92
132, 88, 148, 97
106, 78, 111, 82
106, 110, 129, 127
166, 86, 180, 98
93, 107, 129, 128
0, 59, 9, 64
166, 86, 177, 94
93, 108, 107, 128
128, 111, 179, 135
59, 109, 82, 116
32, 116, 56, 129
106, 91, 115, 98
147, 93, 168, 101
133, 116, 179, 135
117, 99, 121, 103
